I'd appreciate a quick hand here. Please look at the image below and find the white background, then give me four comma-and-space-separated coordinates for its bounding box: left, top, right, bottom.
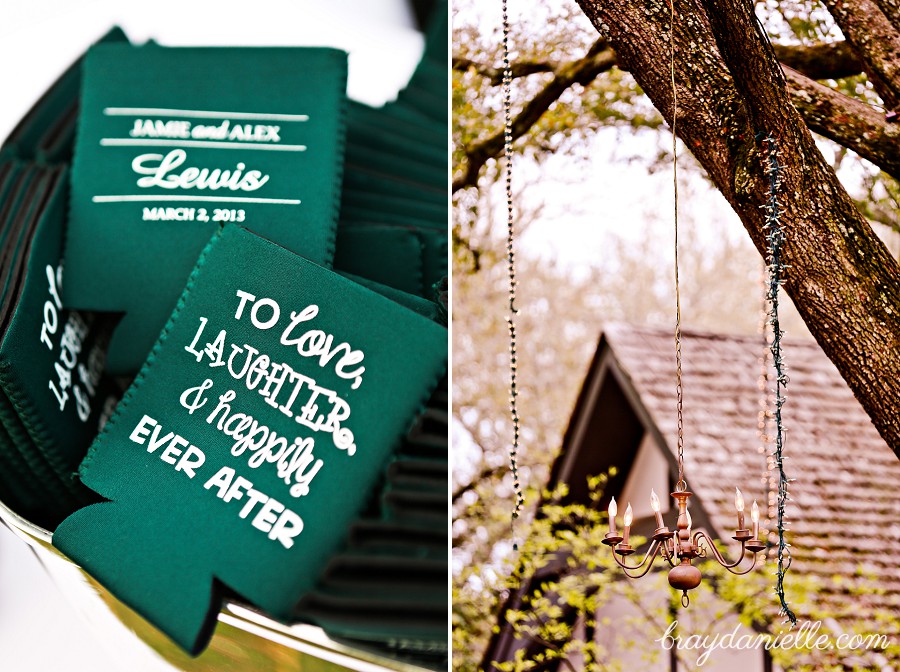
0, 1, 424, 669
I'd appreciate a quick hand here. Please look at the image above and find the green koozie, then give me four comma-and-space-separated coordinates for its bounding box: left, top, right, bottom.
0, 161, 117, 527
65, 44, 348, 375
53, 223, 447, 654
0, 167, 117, 470
335, 225, 447, 299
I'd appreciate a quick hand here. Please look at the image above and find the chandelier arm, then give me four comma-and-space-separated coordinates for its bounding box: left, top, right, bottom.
660, 537, 678, 567
612, 540, 662, 577
722, 552, 759, 576
692, 530, 748, 569
615, 555, 662, 579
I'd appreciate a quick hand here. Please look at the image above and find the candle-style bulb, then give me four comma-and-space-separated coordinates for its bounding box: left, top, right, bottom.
734, 487, 746, 531
750, 500, 760, 539
649, 489, 666, 528
686, 508, 692, 533
606, 496, 619, 538
620, 501, 634, 546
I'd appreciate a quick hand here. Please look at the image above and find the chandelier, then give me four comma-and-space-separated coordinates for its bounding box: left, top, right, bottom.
597, 0, 774, 610
601, 486, 764, 606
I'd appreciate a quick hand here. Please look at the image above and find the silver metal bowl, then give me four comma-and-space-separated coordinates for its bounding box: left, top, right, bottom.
0, 500, 431, 672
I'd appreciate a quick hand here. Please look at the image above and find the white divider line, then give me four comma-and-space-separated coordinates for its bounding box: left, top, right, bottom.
103, 107, 309, 121
100, 138, 306, 151
92, 195, 300, 204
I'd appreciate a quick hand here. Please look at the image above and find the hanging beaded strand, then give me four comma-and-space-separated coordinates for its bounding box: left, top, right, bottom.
501, 0, 525, 550
761, 134, 797, 626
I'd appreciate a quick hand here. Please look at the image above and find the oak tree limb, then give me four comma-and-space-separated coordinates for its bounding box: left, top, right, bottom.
572, 0, 900, 456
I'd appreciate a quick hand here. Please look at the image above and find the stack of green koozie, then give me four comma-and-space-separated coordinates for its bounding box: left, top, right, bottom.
297, 4, 450, 666
335, 5, 448, 300
0, 27, 127, 528
0, 5, 448, 669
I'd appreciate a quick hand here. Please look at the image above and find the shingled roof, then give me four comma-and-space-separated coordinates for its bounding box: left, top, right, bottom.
592, 323, 900, 631
482, 324, 900, 670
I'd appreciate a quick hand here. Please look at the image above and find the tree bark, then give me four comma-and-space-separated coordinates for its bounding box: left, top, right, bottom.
819, 0, 900, 109
873, 0, 900, 32
783, 65, 900, 180
772, 41, 862, 80
573, 0, 900, 457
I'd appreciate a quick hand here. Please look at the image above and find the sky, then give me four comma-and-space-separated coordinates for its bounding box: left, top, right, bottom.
512, 129, 750, 271
0, 1, 423, 669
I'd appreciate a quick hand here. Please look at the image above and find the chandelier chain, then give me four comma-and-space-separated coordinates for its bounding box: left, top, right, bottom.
669, 0, 686, 491
601, 1, 769, 605
502, 0, 525, 545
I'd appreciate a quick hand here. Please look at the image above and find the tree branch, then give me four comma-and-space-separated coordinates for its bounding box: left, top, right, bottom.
702, 0, 900, 456
454, 38, 869, 193
873, 0, 900, 33
453, 38, 616, 193
571, 0, 900, 457
453, 463, 508, 504
785, 64, 900, 180
453, 55, 559, 85
772, 41, 863, 80
819, 0, 900, 109
522, 604, 581, 672
457, 41, 862, 86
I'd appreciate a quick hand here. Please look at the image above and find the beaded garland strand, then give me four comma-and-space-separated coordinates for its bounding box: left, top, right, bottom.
761, 134, 797, 626
501, 0, 525, 550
